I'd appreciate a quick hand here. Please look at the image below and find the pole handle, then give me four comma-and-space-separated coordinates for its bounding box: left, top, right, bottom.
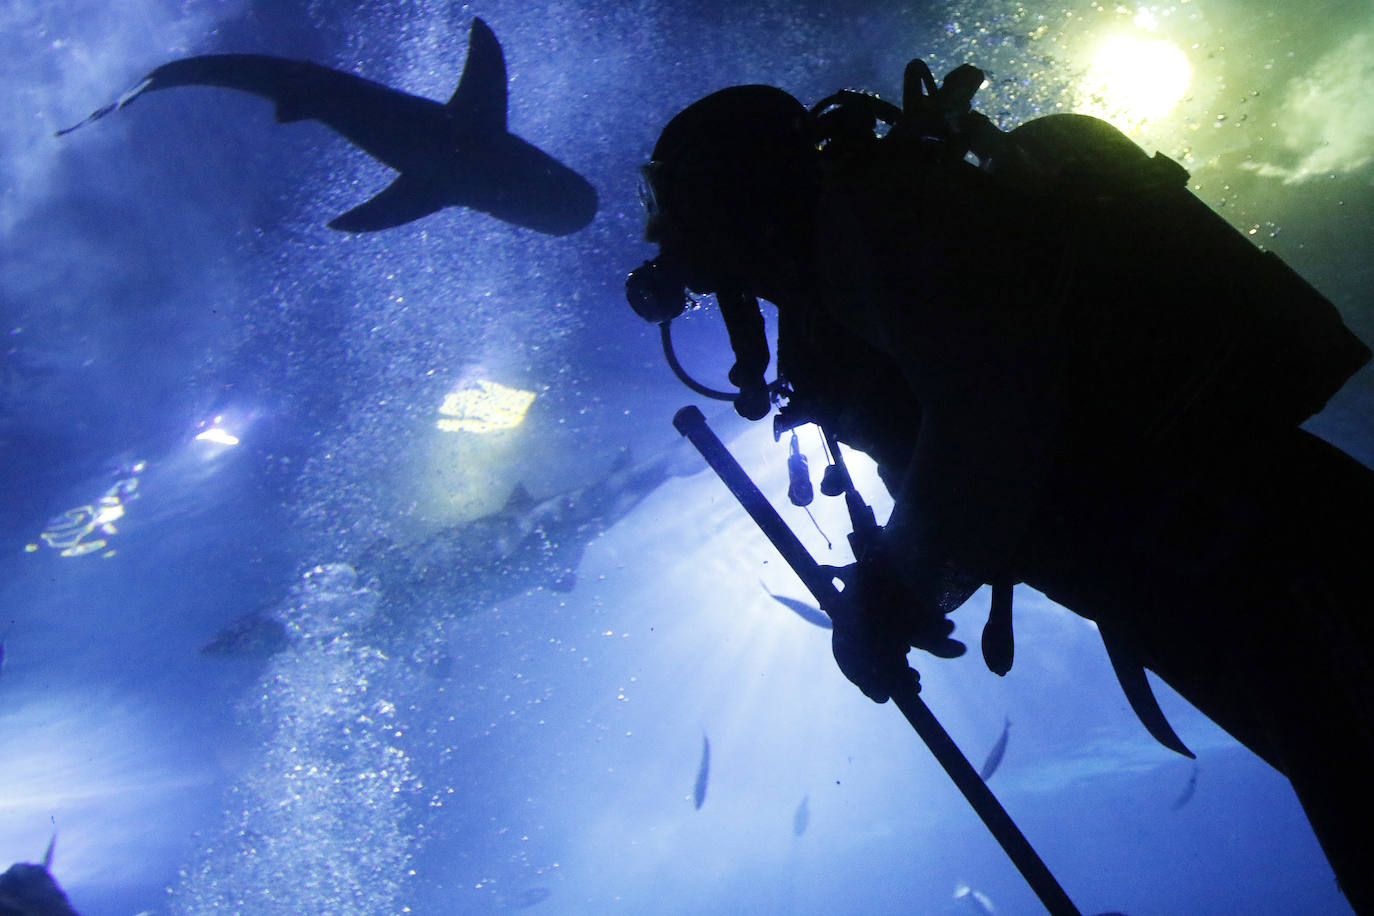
672, 405, 1082, 916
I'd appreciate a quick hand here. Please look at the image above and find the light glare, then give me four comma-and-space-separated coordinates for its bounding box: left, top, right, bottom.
1078, 35, 1190, 129
195, 427, 240, 446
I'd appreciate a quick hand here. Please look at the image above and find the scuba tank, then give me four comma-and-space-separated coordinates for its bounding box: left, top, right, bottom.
978, 110, 1369, 443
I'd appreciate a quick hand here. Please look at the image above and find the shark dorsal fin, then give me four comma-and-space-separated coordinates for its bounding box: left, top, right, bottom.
503, 483, 535, 512
447, 17, 507, 133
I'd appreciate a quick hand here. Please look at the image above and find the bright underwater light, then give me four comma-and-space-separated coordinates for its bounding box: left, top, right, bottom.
193, 412, 249, 456
436, 379, 536, 434
1078, 34, 1191, 129
194, 427, 240, 446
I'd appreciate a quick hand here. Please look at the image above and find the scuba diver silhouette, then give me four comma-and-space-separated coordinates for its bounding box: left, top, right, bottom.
626, 59, 1373, 913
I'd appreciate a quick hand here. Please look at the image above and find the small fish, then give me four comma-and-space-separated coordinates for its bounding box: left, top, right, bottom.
693, 735, 710, 810
1171, 762, 1200, 810
200, 610, 290, 658
954, 881, 997, 915
979, 717, 1011, 781
760, 581, 832, 629
792, 793, 810, 837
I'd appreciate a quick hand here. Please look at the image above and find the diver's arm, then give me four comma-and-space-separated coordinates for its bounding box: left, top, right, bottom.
808, 163, 1069, 672
879, 281, 1066, 570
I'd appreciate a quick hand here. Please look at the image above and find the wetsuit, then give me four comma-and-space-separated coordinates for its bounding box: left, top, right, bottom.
777, 114, 1374, 912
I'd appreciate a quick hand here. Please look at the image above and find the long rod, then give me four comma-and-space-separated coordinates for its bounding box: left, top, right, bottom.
672, 405, 1082, 916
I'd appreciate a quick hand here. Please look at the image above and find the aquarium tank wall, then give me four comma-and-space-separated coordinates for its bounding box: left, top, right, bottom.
2, 0, 1370, 913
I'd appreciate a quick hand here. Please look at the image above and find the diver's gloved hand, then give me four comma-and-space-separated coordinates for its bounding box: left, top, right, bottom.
828, 589, 919, 704
825, 554, 965, 702
847, 549, 966, 658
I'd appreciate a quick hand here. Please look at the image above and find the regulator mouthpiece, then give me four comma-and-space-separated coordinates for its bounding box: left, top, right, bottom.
625, 257, 689, 323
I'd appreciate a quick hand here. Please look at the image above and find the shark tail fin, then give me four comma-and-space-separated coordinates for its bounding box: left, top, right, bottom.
56, 76, 154, 136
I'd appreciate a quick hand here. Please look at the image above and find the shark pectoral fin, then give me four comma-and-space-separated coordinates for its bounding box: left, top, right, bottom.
447, 17, 507, 132
328, 175, 445, 232
1098, 620, 1196, 758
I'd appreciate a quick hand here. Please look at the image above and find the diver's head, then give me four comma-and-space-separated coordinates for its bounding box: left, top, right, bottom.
630, 85, 817, 309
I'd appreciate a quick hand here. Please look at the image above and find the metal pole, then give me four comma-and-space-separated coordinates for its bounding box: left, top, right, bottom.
673, 405, 1082, 916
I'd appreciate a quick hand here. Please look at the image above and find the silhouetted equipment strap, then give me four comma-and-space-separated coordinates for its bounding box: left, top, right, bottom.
672, 405, 1083, 916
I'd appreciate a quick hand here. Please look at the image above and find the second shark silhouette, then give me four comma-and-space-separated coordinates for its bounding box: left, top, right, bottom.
202, 439, 698, 661
59, 18, 598, 234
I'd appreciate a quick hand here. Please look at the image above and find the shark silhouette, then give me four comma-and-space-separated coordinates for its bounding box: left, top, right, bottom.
57, 18, 598, 234
203, 438, 697, 662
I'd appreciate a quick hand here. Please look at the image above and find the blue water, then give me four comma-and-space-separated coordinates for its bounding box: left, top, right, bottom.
2, 0, 1369, 913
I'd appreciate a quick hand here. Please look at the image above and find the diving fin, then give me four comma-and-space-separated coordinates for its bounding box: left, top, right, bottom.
1099, 620, 1195, 758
